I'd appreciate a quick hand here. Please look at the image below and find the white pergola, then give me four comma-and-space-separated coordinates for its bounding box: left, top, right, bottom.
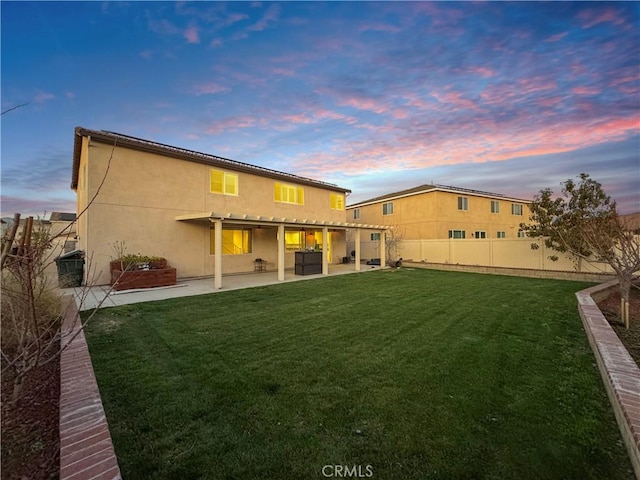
176, 211, 390, 289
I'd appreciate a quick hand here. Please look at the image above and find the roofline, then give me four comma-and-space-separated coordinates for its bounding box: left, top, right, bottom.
70, 127, 351, 194
346, 184, 531, 209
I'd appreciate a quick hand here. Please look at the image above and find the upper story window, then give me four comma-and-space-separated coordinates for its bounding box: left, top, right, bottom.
210, 169, 238, 196
512, 203, 523, 216
491, 200, 500, 213
330, 193, 344, 210
275, 182, 304, 205
353, 208, 360, 220
382, 202, 394, 215
458, 196, 469, 211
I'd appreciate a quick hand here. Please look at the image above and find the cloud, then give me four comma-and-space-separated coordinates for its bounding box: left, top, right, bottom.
139, 50, 153, 59
184, 25, 200, 43
0, 195, 76, 218
247, 3, 280, 32
206, 115, 257, 134
34, 91, 54, 103
148, 17, 181, 36
578, 7, 628, 29
546, 32, 568, 43
192, 82, 230, 95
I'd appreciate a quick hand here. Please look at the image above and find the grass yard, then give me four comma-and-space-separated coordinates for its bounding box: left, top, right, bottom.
84, 268, 635, 479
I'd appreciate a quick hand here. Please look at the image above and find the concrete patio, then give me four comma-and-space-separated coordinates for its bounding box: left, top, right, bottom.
63, 263, 382, 311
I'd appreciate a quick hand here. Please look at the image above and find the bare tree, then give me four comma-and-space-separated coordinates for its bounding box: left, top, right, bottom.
385, 225, 405, 267
1, 139, 119, 402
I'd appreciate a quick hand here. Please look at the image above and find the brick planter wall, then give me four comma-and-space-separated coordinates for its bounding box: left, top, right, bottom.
59, 297, 122, 480
576, 281, 640, 479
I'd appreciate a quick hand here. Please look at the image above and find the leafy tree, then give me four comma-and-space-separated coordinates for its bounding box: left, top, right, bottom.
521, 173, 639, 327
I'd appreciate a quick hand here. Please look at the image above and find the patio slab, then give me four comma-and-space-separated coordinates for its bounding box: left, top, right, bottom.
63, 264, 382, 311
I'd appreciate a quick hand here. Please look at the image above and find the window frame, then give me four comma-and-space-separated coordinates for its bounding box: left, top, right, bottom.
210, 169, 238, 196
511, 203, 523, 216
474, 231, 487, 239
491, 200, 500, 214
496, 231, 506, 239
353, 208, 360, 220
457, 196, 469, 211
382, 202, 394, 215
210, 227, 252, 255
370, 232, 381, 241
448, 229, 466, 239
330, 193, 344, 210
275, 182, 304, 205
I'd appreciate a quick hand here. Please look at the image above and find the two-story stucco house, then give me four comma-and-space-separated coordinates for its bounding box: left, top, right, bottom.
71, 127, 386, 287
347, 184, 531, 241
346, 184, 533, 263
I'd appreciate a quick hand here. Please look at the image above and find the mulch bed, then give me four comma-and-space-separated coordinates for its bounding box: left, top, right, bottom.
1, 342, 60, 480
597, 285, 640, 367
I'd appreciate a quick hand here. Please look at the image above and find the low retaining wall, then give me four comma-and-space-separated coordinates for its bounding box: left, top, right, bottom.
59, 297, 122, 480
111, 267, 177, 291
576, 281, 640, 479
404, 261, 615, 283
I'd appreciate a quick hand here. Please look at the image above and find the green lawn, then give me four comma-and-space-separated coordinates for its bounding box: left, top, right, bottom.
84, 268, 634, 479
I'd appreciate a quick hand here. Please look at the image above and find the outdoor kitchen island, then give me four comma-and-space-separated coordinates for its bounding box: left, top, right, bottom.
294, 251, 322, 275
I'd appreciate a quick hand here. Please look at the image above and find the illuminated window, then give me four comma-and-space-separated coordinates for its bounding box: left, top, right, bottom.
210, 228, 252, 255
382, 202, 393, 215
448, 230, 466, 239
210, 170, 238, 195
458, 196, 468, 211
353, 208, 360, 220
491, 200, 500, 213
512, 204, 523, 216
285, 231, 304, 251
274, 182, 304, 205
497, 231, 506, 238
330, 193, 344, 210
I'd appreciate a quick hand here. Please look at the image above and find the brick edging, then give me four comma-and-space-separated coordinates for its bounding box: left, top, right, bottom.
59, 297, 122, 480
576, 281, 640, 479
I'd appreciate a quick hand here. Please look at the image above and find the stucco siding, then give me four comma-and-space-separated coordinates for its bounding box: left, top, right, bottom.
77, 135, 350, 284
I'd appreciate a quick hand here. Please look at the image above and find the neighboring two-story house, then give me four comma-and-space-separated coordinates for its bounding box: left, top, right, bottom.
347, 184, 531, 240
346, 184, 533, 264
71, 127, 386, 287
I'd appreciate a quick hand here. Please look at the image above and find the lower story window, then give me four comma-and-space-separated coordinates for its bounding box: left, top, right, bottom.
496, 231, 506, 238
371, 232, 381, 241
474, 231, 486, 239
285, 231, 304, 251
517, 230, 527, 238
210, 228, 252, 255
448, 230, 466, 239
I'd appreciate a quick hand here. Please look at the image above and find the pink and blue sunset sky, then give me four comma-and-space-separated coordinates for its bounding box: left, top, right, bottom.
1, 1, 639, 216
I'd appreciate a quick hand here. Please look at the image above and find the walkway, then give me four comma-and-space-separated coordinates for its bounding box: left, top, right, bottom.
64, 263, 382, 311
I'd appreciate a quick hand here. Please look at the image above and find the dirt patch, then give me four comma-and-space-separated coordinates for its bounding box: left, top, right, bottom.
1, 342, 60, 480
597, 285, 640, 367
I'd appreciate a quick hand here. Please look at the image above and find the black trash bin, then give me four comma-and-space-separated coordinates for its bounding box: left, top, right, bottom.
55, 250, 85, 287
